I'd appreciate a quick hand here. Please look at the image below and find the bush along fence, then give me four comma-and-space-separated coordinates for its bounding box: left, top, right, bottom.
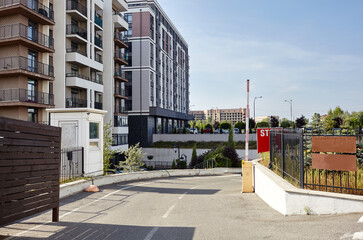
269, 128, 363, 195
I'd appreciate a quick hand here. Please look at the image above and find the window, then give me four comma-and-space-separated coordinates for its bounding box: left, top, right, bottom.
112, 134, 128, 146
114, 116, 128, 127
89, 122, 99, 139
28, 20, 37, 41
28, 50, 37, 72
28, 108, 37, 122
150, 43, 154, 67
125, 13, 132, 23
27, 79, 37, 102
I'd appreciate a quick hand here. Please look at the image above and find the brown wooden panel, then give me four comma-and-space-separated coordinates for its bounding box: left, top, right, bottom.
0, 145, 60, 153
0, 169, 59, 182
0, 175, 58, 190
312, 153, 357, 171
0, 164, 58, 174
2, 138, 57, 147
0, 117, 60, 135
0, 130, 60, 143
0, 158, 59, 166
0, 152, 59, 160
0, 186, 59, 203
312, 136, 356, 153
0, 192, 58, 211
0, 181, 59, 196
1, 197, 59, 216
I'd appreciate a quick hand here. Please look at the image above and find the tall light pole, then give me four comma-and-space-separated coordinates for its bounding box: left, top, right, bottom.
284, 99, 293, 122
253, 96, 262, 120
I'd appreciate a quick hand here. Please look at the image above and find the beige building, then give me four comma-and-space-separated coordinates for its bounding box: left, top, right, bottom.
191, 108, 246, 125
0, 0, 55, 122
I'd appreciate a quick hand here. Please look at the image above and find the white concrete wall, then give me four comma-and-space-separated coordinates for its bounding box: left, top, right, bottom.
152, 134, 257, 143
142, 148, 258, 164
254, 162, 363, 215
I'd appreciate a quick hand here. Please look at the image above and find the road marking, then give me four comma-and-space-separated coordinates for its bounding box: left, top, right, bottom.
4, 182, 151, 239
162, 204, 176, 218
358, 216, 363, 223
179, 192, 188, 200
353, 231, 363, 240
144, 227, 159, 240
340, 233, 354, 239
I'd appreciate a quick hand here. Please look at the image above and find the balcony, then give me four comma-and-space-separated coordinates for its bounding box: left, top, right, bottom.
114, 32, 128, 48
66, 24, 87, 42
66, 72, 103, 85
0, 56, 54, 80
114, 68, 128, 82
114, 87, 127, 99
115, 105, 127, 114
95, 15, 103, 29
0, 23, 54, 52
114, 50, 127, 65
0, 88, 54, 107
66, 98, 87, 108
94, 101, 102, 110
95, 54, 102, 63
66, 47, 87, 57
0, 0, 54, 25
113, 12, 128, 31
66, 0, 87, 20
112, 0, 127, 12
94, 36, 102, 49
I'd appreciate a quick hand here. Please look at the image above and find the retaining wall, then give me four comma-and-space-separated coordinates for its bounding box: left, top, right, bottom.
152, 134, 257, 143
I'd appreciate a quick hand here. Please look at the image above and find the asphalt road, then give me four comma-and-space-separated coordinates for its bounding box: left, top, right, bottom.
0, 174, 362, 240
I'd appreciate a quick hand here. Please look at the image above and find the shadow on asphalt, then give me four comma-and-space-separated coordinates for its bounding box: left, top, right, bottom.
0, 221, 195, 240
105, 185, 221, 195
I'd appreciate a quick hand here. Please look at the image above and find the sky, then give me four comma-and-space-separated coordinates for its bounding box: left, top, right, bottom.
157, 0, 363, 121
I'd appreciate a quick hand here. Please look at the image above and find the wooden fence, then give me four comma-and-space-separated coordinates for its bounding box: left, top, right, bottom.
0, 117, 61, 226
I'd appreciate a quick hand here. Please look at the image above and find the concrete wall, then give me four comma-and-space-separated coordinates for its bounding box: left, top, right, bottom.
142, 148, 258, 164
254, 162, 363, 215
152, 134, 257, 143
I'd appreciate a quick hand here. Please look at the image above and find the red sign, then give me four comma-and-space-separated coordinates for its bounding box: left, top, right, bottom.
257, 128, 271, 153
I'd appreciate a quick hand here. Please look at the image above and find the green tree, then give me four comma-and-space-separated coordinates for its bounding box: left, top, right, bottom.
270, 116, 279, 127
280, 118, 291, 128
256, 121, 270, 128
103, 121, 116, 174
310, 113, 323, 131
117, 143, 146, 172
295, 115, 307, 128
220, 122, 231, 130
189, 144, 198, 168
234, 122, 246, 133
227, 126, 236, 149
249, 118, 256, 132
213, 121, 220, 130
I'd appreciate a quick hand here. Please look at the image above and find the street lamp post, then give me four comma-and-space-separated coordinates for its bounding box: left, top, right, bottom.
253, 96, 262, 120
284, 99, 293, 122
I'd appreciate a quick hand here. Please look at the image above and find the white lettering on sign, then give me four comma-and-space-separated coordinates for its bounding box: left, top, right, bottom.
260, 129, 270, 137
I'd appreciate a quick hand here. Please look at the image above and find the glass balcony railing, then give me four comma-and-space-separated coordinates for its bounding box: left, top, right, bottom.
66, 98, 87, 108
66, 24, 87, 40
114, 87, 126, 96
66, 0, 87, 17
114, 32, 128, 43
95, 15, 103, 28
66, 47, 87, 56
114, 50, 126, 61
94, 36, 102, 48
0, 88, 54, 105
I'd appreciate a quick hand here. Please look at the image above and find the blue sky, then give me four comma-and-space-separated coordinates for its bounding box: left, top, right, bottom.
157, 0, 363, 120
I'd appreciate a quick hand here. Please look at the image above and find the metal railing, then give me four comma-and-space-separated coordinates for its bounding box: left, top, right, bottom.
114, 50, 126, 61
0, 0, 54, 22
116, 12, 128, 21
94, 102, 102, 110
94, 36, 102, 48
61, 147, 84, 182
95, 54, 103, 63
66, 0, 87, 17
114, 32, 128, 43
0, 56, 54, 77
114, 87, 126, 96
66, 24, 87, 40
193, 159, 216, 169
0, 88, 54, 105
144, 160, 173, 170
66, 98, 87, 108
66, 47, 87, 56
66, 72, 103, 85
95, 15, 103, 28
114, 68, 126, 78
115, 106, 126, 114
0, 23, 54, 49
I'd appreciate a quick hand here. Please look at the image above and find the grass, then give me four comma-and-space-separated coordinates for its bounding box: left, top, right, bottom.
150, 141, 257, 149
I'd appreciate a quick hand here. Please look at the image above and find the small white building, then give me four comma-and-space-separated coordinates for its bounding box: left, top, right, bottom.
47, 108, 106, 176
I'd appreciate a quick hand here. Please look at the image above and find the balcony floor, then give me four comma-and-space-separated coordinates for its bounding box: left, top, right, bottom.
0, 5, 54, 25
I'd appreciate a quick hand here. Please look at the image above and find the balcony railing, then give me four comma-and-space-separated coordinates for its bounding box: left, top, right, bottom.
114, 50, 126, 61
95, 15, 103, 28
116, 12, 128, 21
115, 106, 127, 114
95, 54, 102, 63
66, 24, 87, 40
66, 98, 87, 108
0, 0, 54, 22
66, 0, 87, 17
66, 72, 103, 85
94, 36, 102, 48
0, 23, 54, 49
94, 102, 102, 110
0, 56, 54, 77
115, 87, 126, 96
66, 47, 87, 56
114, 32, 128, 43
114, 68, 126, 79
0, 88, 54, 105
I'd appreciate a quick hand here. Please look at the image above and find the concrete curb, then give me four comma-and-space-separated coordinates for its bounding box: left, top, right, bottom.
253, 161, 363, 215
60, 168, 241, 199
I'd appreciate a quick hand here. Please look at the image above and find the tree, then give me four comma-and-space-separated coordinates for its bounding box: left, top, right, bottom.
103, 121, 116, 174
234, 122, 245, 133
256, 121, 270, 128
227, 126, 236, 149
223, 147, 240, 167
204, 123, 212, 130
249, 118, 256, 131
280, 118, 291, 128
310, 113, 323, 132
213, 121, 220, 130
295, 115, 307, 128
220, 122, 231, 130
189, 144, 198, 168
117, 143, 146, 172
270, 116, 279, 127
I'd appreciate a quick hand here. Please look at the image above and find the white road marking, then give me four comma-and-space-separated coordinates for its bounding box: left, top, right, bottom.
358, 216, 363, 223
144, 227, 159, 240
4, 182, 151, 239
179, 192, 188, 200
353, 231, 363, 240
340, 233, 354, 239
162, 204, 176, 218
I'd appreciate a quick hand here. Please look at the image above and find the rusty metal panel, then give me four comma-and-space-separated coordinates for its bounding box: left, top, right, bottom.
312, 136, 356, 153
312, 153, 357, 172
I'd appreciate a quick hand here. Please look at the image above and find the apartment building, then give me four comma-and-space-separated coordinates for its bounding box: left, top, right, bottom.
191, 108, 246, 125
124, 0, 191, 147
0, 0, 55, 122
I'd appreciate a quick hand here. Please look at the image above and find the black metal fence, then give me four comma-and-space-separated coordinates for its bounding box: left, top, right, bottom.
144, 160, 173, 170
269, 129, 363, 195
60, 147, 84, 182
0, 88, 54, 105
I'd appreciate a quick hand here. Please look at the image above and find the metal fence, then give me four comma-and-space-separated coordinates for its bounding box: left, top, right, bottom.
144, 160, 173, 170
60, 147, 84, 182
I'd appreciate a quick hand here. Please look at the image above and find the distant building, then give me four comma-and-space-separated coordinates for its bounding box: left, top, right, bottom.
190, 108, 246, 125
255, 116, 279, 123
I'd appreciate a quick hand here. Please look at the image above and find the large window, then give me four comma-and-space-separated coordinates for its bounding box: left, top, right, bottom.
114, 116, 128, 127
28, 108, 37, 122
89, 122, 99, 139
27, 79, 37, 102
112, 134, 128, 146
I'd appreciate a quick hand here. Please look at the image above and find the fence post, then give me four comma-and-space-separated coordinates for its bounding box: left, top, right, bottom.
281, 133, 285, 178
299, 130, 304, 189
81, 147, 85, 175
269, 130, 272, 169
